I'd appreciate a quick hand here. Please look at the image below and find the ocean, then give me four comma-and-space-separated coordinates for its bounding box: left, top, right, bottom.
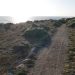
0, 16, 71, 24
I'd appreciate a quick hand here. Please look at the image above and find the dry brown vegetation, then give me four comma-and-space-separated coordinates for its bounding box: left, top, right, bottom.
0, 19, 62, 75
63, 22, 75, 75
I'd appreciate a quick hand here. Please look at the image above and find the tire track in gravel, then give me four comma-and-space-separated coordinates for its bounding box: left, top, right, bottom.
28, 24, 68, 75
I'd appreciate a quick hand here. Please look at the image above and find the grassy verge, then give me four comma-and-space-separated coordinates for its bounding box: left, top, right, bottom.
63, 26, 75, 75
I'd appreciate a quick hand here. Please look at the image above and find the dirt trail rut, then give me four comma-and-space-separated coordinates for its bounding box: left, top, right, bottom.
28, 24, 68, 75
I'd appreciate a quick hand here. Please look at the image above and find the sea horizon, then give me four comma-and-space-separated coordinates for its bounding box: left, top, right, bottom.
0, 16, 73, 24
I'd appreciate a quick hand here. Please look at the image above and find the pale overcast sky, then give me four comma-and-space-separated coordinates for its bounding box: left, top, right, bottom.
0, 0, 75, 22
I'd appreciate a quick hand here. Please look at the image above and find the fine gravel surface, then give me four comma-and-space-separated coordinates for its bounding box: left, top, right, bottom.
28, 24, 68, 75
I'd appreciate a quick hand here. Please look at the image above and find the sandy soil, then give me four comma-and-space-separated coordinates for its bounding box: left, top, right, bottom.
28, 24, 68, 75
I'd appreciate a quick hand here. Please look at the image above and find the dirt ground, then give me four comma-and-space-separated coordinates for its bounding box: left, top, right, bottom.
28, 24, 68, 75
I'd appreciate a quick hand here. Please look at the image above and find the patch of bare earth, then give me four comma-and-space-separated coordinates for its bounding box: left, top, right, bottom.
28, 24, 68, 75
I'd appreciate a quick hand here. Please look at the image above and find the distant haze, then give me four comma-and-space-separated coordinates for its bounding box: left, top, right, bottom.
0, 16, 72, 23
0, 16, 14, 23
30, 16, 70, 21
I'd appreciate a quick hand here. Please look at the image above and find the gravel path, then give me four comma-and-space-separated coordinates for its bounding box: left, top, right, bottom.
28, 24, 68, 75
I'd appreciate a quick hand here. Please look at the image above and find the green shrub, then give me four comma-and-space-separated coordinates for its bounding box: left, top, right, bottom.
16, 70, 27, 75
13, 44, 31, 58
69, 23, 75, 28
69, 48, 75, 52
23, 28, 51, 46
26, 59, 35, 68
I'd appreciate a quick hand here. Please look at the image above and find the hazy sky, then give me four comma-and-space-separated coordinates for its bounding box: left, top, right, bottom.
0, 0, 75, 22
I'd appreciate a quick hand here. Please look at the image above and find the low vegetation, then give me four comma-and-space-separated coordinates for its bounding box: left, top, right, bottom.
0, 19, 65, 75
63, 18, 75, 75
23, 28, 51, 47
